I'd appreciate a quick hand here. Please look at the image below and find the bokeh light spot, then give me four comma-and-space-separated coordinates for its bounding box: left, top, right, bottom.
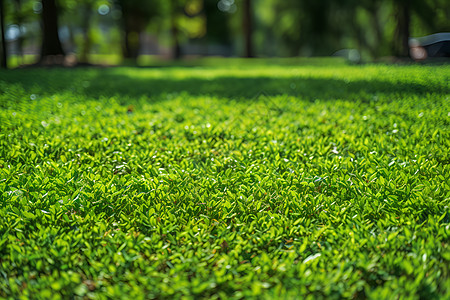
98, 4, 110, 16
33, 1, 42, 14
6, 25, 20, 41
218, 0, 236, 13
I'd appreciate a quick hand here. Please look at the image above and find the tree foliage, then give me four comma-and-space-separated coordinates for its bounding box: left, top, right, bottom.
114, 0, 161, 61
1, 0, 449, 64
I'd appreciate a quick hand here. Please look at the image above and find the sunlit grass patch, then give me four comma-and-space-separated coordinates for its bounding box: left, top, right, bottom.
0, 59, 449, 299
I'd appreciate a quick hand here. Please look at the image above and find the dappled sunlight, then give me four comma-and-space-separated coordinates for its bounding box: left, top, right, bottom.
1, 62, 448, 104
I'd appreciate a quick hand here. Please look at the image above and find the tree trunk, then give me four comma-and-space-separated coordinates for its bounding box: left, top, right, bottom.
122, 28, 140, 63
40, 0, 65, 62
0, 0, 7, 68
243, 0, 253, 57
80, 3, 92, 64
370, 5, 383, 58
394, 1, 410, 57
14, 0, 24, 66
171, 22, 181, 60
170, 0, 181, 60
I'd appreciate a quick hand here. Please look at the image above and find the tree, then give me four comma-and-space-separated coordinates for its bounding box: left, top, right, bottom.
0, 0, 7, 68
242, 0, 253, 57
352, 0, 388, 59
11, 0, 24, 65
392, 0, 410, 57
166, 0, 206, 59
115, 0, 161, 62
203, 0, 231, 46
269, 0, 354, 56
78, 0, 95, 63
40, 0, 65, 62
169, 0, 183, 59
392, 0, 438, 57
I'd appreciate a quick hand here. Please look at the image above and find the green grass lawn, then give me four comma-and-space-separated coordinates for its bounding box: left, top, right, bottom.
0, 59, 449, 299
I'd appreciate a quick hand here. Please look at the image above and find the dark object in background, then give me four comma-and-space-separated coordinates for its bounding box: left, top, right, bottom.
0, 0, 7, 68
409, 33, 450, 61
40, 0, 65, 63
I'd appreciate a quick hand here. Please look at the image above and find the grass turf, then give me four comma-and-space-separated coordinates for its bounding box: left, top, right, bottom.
0, 59, 449, 299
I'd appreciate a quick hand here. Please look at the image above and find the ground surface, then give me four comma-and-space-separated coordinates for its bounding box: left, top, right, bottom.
0, 58, 449, 299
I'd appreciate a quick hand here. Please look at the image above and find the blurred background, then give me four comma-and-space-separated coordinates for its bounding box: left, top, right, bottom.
0, 0, 449, 68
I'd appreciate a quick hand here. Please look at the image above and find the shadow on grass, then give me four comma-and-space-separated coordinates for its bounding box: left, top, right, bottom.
0, 67, 448, 104
86, 74, 445, 102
